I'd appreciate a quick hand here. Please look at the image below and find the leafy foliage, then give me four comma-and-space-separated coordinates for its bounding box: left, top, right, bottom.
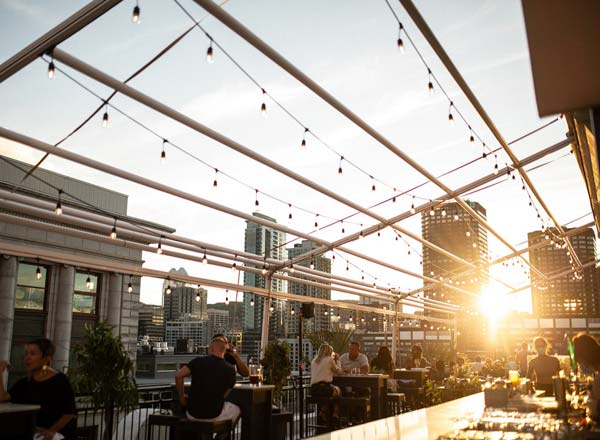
261, 339, 292, 405
306, 325, 355, 357
69, 321, 138, 410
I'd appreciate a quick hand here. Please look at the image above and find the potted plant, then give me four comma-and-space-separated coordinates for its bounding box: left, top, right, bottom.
69, 321, 138, 440
260, 339, 292, 407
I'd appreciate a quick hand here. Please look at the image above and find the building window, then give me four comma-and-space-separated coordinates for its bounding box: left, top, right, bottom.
74, 272, 99, 314
16, 263, 47, 310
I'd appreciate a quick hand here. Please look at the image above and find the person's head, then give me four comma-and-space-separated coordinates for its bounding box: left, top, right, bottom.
412, 345, 423, 359
377, 346, 392, 362
533, 337, 549, 355
212, 334, 228, 345
475, 356, 482, 363
573, 333, 600, 371
24, 338, 54, 373
521, 342, 528, 350
456, 357, 465, 366
435, 359, 445, 371
315, 344, 333, 364
349, 342, 360, 358
209, 338, 227, 358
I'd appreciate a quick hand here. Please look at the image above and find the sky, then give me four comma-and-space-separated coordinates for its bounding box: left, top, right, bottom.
0, 0, 593, 312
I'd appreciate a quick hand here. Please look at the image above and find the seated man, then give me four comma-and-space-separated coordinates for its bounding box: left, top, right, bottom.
212, 334, 250, 378
175, 338, 241, 426
339, 341, 370, 374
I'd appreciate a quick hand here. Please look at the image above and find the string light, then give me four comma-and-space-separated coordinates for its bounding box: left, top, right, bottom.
127, 275, 133, 293
132, 1, 140, 23
47, 57, 55, 80
427, 68, 434, 94
156, 235, 163, 254
165, 279, 172, 295
261, 262, 268, 275
290, 307, 295, 315
35, 258, 42, 280
86, 276, 92, 289
255, 189, 259, 207
213, 169, 218, 187
310, 259, 315, 270
397, 23, 404, 53
161, 139, 167, 163
232, 255, 238, 271
250, 296, 254, 307
349, 315, 353, 322
202, 250, 208, 264
338, 156, 343, 175
448, 102, 454, 124
206, 39, 214, 64
469, 126, 475, 143
55, 189, 63, 215
110, 218, 117, 239
288, 204, 292, 220
314, 214, 319, 228
101, 104, 109, 128
290, 260, 295, 273
260, 88, 267, 116
341, 220, 345, 234
269, 301, 274, 313
300, 128, 308, 149
410, 197, 416, 214
358, 231, 364, 239
195, 291, 201, 302
225, 290, 229, 305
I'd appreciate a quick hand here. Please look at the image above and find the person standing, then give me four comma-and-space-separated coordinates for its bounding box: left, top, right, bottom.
526, 336, 560, 396
0, 338, 77, 440
175, 338, 241, 425
339, 342, 369, 374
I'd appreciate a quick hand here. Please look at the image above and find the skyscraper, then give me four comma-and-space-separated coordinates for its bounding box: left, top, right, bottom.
421, 201, 489, 351
286, 240, 332, 335
242, 212, 287, 357
529, 227, 600, 318
163, 267, 208, 321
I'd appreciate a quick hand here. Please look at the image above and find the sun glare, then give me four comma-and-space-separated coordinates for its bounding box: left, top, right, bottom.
479, 285, 511, 319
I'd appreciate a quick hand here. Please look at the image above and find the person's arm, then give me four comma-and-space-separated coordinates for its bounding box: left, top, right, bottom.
228, 350, 250, 378
526, 359, 534, 380
360, 355, 370, 374
0, 361, 10, 402
339, 355, 350, 373
42, 414, 76, 440
331, 356, 343, 376
175, 365, 192, 408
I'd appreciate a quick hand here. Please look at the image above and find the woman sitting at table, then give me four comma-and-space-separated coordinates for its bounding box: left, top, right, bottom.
526, 336, 560, 396
573, 333, 600, 421
0, 338, 77, 440
310, 344, 343, 423
370, 346, 395, 375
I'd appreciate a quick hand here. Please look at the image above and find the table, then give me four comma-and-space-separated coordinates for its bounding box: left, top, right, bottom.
309, 392, 485, 440
227, 384, 274, 440
332, 374, 388, 420
0, 402, 40, 439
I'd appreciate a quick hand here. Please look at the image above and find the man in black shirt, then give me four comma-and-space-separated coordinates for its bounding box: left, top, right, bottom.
175, 338, 241, 424
212, 334, 249, 378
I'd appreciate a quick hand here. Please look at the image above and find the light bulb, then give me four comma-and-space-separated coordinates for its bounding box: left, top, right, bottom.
128, 281, 133, 293
301, 138, 306, 149
36, 266, 42, 280
358, 231, 364, 239
410, 203, 415, 214
202, 253, 208, 264
429, 209, 435, 216
225, 296, 229, 305
261, 102, 267, 116
132, 5, 140, 23
349, 316, 353, 322
250, 298, 254, 306
269, 303, 274, 312
469, 134, 474, 143
206, 44, 214, 64
231, 262, 237, 272
310, 260, 315, 270
110, 226, 117, 239
397, 37, 404, 53
55, 201, 62, 216
261, 265, 268, 275
195, 293, 200, 302
156, 242, 162, 254
291, 308, 295, 315
448, 112, 454, 124
86, 276, 91, 289
48, 61, 55, 79
441, 210, 446, 217
428, 81, 434, 94
102, 110, 109, 128
166, 284, 172, 295
290, 264, 295, 274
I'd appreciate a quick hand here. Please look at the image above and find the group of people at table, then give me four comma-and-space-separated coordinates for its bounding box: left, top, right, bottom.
2, 333, 600, 439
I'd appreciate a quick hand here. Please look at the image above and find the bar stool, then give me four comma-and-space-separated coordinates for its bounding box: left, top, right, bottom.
306, 396, 340, 434
175, 419, 233, 440
386, 392, 406, 416
339, 396, 371, 426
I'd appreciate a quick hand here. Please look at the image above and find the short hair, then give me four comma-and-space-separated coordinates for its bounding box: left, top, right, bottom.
212, 333, 228, 342
412, 345, 422, 354
26, 338, 55, 358
350, 341, 360, 348
475, 356, 482, 362
533, 336, 550, 353
521, 342, 528, 350
210, 338, 227, 355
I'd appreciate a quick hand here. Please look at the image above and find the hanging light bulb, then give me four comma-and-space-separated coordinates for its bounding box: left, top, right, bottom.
250, 297, 255, 306
55, 189, 63, 215
338, 156, 343, 175
128, 276, 133, 293
493, 162, 499, 175
255, 189, 259, 207
261, 264, 268, 275
301, 128, 308, 149
132, 1, 140, 23
397, 23, 405, 53
213, 169, 218, 187
206, 40, 214, 64
48, 59, 55, 80
288, 204, 292, 220
195, 292, 200, 302
290, 261, 295, 273
166, 282, 172, 295
291, 307, 295, 315
86, 276, 92, 289
427, 68, 434, 94
469, 128, 475, 143
314, 214, 319, 228
102, 105, 109, 128
161, 139, 167, 164
448, 102, 454, 124
156, 236, 163, 254
341, 220, 345, 234
260, 88, 267, 116
349, 315, 353, 322
410, 197, 416, 214
310, 259, 315, 270
35, 265, 42, 280
110, 218, 117, 240
202, 251, 208, 265
269, 301, 274, 313
225, 291, 229, 305
429, 207, 435, 216
441, 209, 446, 217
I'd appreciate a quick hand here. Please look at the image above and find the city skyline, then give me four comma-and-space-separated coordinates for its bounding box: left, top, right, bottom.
0, 0, 593, 315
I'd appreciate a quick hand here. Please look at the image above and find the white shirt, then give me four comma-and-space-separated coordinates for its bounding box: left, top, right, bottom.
340, 353, 369, 372
311, 356, 342, 384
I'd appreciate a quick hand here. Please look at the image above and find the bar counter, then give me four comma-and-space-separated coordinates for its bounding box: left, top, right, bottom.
310, 392, 485, 440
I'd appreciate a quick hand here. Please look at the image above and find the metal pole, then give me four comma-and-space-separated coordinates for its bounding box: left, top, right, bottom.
298, 313, 304, 438
392, 301, 399, 365
259, 274, 272, 359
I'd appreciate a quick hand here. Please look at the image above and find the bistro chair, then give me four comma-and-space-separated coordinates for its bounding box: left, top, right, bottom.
385, 392, 406, 416
175, 419, 233, 440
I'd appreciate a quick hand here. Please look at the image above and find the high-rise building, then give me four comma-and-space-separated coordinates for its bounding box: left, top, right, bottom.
163, 267, 208, 321
286, 240, 332, 335
529, 227, 600, 318
138, 303, 165, 341
421, 201, 489, 351
208, 308, 230, 335
165, 318, 209, 348
242, 212, 287, 357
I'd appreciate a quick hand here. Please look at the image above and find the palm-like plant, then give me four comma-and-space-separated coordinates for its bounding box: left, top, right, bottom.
306, 325, 355, 357
69, 322, 138, 440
